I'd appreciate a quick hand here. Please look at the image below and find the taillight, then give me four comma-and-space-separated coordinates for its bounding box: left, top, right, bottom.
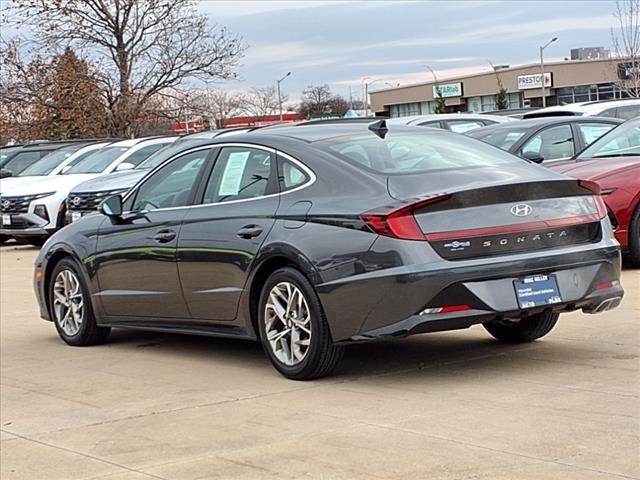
361, 194, 451, 240
578, 180, 607, 219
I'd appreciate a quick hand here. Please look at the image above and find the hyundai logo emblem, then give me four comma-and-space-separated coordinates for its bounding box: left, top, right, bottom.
72, 196, 82, 207
1, 200, 9, 210
510, 203, 533, 217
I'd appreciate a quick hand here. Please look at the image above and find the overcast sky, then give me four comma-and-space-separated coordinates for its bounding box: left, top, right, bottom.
0, 1, 620, 103
198, 0, 618, 102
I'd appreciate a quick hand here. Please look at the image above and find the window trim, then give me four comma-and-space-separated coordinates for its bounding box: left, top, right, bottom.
122, 143, 316, 214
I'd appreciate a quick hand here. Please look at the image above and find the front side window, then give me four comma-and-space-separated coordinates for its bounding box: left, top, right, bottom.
578, 120, 640, 158
203, 147, 274, 203
615, 104, 640, 120
468, 129, 528, 151
521, 124, 574, 161
577, 123, 616, 146
130, 150, 210, 211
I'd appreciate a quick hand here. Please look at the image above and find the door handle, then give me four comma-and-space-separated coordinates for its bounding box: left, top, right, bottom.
153, 229, 176, 243
237, 225, 264, 239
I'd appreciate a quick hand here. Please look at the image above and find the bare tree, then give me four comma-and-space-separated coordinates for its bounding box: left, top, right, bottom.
299, 84, 333, 117
612, 0, 640, 97
244, 86, 282, 119
4, 0, 245, 136
205, 89, 246, 128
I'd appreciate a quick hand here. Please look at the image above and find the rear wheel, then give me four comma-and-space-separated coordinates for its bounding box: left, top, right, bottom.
258, 267, 344, 380
628, 205, 640, 267
0, 235, 9, 245
483, 311, 559, 343
48, 258, 110, 346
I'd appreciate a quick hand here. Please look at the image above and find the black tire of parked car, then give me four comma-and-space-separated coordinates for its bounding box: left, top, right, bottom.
483, 311, 559, 343
49, 257, 111, 346
628, 205, 640, 267
0, 234, 8, 245
14, 236, 47, 247
258, 267, 344, 380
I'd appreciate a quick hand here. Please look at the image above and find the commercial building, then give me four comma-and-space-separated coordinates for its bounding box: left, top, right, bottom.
369, 56, 631, 117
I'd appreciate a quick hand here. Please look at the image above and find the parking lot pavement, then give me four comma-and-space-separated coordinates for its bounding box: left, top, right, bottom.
0, 244, 638, 480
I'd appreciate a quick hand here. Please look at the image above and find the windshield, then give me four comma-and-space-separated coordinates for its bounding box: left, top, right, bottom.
323, 131, 521, 174
0, 146, 20, 161
18, 146, 80, 176
64, 146, 129, 174
467, 128, 528, 151
578, 120, 640, 159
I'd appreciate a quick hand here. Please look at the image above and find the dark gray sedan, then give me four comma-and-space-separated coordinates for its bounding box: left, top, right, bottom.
467, 116, 622, 163
34, 122, 623, 379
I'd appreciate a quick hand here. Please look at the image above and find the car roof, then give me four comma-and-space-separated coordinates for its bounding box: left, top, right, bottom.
467, 116, 623, 135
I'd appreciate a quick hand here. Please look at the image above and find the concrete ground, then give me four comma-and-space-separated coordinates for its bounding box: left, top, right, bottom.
1, 243, 638, 480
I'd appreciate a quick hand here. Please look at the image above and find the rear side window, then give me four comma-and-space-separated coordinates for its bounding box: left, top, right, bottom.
577, 123, 616, 145
204, 147, 275, 203
469, 129, 527, 151
446, 120, 485, 133
323, 131, 520, 174
278, 158, 309, 191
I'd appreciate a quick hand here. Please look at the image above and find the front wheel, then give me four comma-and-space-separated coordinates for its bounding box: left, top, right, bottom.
483, 311, 559, 343
628, 205, 640, 267
48, 258, 110, 346
258, 267, 344, 380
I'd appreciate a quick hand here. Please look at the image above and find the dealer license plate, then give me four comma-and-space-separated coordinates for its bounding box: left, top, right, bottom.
1, 214, 10, 226
514, 274, 562, 309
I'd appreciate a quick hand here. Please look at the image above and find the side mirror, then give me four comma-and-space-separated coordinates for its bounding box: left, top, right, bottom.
99, 194, 123, 217
115, 162, 134, 172
0, 169, 12, 178
522, 151, 544, 164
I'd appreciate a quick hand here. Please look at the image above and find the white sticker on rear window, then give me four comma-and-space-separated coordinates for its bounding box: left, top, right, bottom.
218, 151, 249, 196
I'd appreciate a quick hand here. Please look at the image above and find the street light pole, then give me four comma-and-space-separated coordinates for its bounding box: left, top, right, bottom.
539, 37, 557, 108
277, 72, 291, 122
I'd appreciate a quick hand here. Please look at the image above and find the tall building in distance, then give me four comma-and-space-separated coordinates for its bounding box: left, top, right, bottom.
571, 47, 611, 60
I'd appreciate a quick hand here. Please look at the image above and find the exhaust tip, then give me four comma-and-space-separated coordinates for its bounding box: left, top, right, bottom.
583, 296, 622, 314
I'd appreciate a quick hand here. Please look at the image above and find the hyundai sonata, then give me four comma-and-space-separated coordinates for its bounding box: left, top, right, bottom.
33, 122, 624, 379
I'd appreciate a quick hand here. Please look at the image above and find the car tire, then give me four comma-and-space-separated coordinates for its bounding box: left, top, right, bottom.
48, 257, 110, 346
258, 267, 344, 380
14, 236, 46, 247
0, 234, 8, 245
628, 205, 640, 267
483, 311, 559, 343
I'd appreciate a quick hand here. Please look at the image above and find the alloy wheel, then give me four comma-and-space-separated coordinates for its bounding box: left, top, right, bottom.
264, 281, 312, 366
53, 269, 84, 336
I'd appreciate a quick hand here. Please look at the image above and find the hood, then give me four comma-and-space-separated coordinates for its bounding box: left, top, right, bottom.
387, 162, 566, 201
0, 175, 47, 194
550, 157, 640, 181
71, 169, 147, 194
0, 173, 98, 196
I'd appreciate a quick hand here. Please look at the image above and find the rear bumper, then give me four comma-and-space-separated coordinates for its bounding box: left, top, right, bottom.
318, 236, 623, 342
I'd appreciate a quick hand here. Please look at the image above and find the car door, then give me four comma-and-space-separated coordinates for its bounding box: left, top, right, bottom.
177, 145, 279, 321
94, 148, 213, 320
519, 124, 576, 163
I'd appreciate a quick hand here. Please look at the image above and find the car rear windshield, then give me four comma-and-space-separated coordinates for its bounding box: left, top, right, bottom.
18, 146, 79, 176
323, 131, 520, 174
578, 121, 640, 158
467, 128, 528, 151
63, 146, 129, 174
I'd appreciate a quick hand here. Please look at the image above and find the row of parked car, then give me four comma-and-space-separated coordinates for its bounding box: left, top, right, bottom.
1, 100, 639, 265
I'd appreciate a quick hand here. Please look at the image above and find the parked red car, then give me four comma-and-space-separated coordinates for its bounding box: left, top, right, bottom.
550, 119, 640, 265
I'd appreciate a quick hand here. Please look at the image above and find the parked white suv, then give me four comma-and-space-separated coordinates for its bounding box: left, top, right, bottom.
523, 99, 640, 120
0, 137, 176, 245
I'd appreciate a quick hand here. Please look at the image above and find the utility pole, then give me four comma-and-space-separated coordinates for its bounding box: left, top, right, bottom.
277, 72, 292, 122
540, 37, 558, 108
